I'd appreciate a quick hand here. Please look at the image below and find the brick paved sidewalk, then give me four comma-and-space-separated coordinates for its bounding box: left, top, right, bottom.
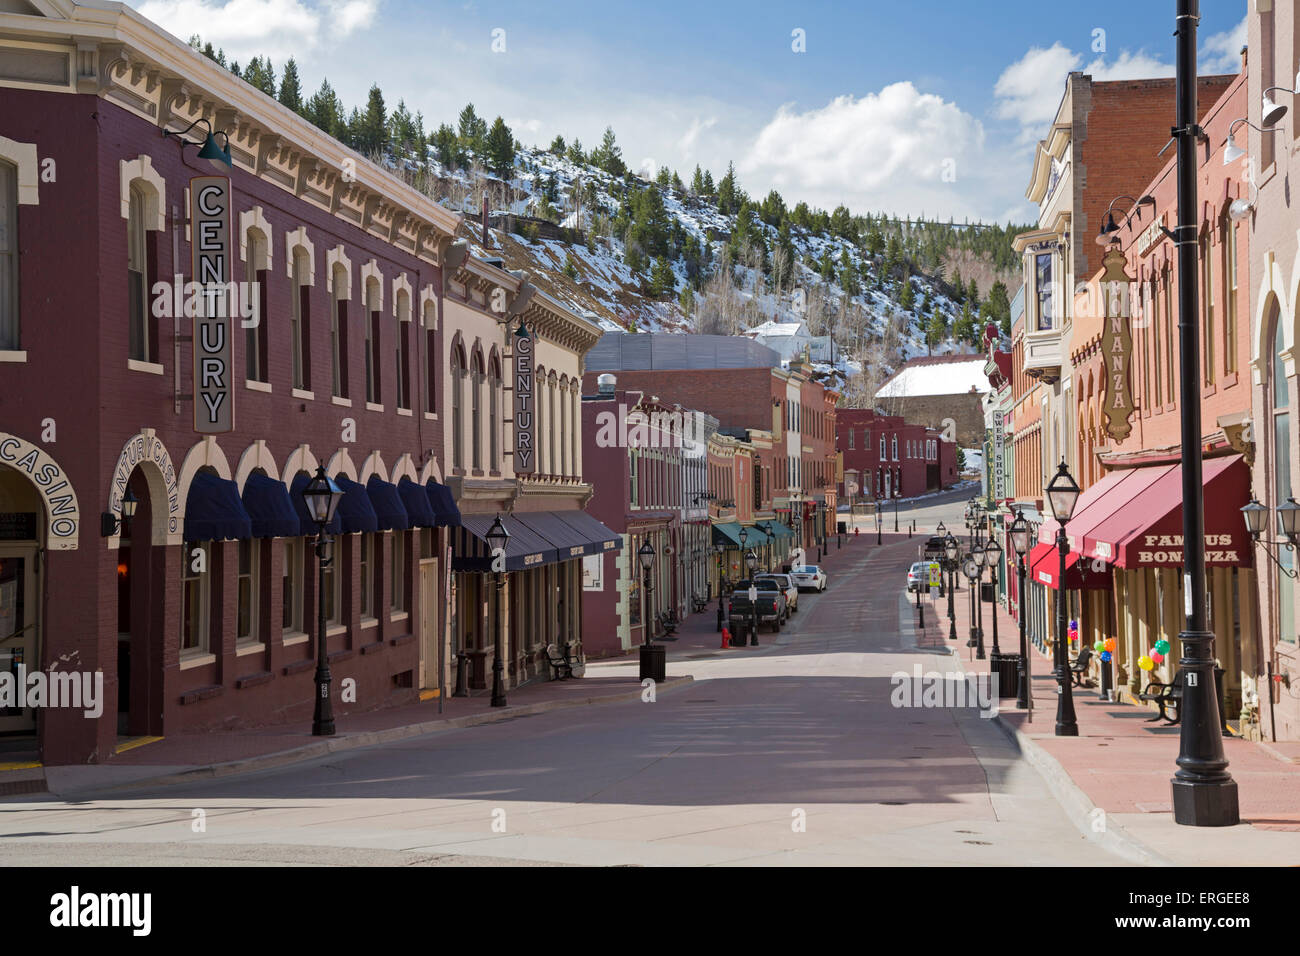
915, 574, 1300, 861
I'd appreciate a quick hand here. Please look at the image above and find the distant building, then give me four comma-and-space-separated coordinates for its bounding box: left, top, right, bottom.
585, 331, 780, 371
874, 355, 991, 448
742, 318, 812, 363
837, 410, 957, 501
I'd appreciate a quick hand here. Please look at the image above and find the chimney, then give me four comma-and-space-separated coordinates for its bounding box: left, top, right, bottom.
481, 194, 489, 248
597, 373, 617, 397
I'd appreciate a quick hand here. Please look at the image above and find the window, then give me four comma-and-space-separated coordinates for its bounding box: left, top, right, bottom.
880, 435, 886, 458
891, 435, 898, 460
360, 533, 374, 619
848, 429, 854, 450
489, 357, 501, 471
396, 291, 410, 410
237, 538, 258, 644
560, 379, 569, 477
1035, 252, 1054, 330
291, 250, 310, 390
1272, 311, 1294, 641
331, 266, 348, 397
246, 232, 269, 383
323, 540, 340, 628
1223, 215, 1238, 375
549, 376, 558, 476
0, 161, 15, 350
451, 346, 464, 469
1152, 276, 1162, 408
471, 352, 483, 471
1202, 232, 1214, 386
1164, 269, 1175, 406
127, 184, 152, 362
1141, 280, 1153, 411
424, 302, 438, 414
365, 280, 381, 403
390, 532, 405, 612
282, 538, 304, 635
630, 450, 639, 507
181, 541, 210, 652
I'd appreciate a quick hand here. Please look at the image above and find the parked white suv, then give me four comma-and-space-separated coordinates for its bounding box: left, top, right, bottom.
789, 565, 827, 592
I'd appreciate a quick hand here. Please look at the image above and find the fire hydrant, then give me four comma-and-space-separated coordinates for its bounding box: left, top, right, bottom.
721, 627, 731, 649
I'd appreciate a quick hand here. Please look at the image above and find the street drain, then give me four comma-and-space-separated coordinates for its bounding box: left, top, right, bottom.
964, 840, 991, 846
685, 699, 718, 704
879, 800, 906, 805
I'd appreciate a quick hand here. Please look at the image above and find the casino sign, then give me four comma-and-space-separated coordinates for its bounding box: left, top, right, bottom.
0, 433, 79, 549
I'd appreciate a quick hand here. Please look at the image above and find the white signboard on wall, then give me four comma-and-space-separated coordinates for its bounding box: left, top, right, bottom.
582, 552, 604, 591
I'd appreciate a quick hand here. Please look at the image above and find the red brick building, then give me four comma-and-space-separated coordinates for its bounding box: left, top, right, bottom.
837, 410, 956, 501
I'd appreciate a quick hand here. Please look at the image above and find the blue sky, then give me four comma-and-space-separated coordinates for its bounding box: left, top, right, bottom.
131, 0, 1249, 224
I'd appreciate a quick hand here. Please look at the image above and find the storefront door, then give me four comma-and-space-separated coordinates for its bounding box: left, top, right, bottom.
418, 557, 438, 692
0, 543, 39, 735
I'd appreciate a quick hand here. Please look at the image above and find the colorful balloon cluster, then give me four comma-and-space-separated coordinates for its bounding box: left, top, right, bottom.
1093, 636, 1117, 664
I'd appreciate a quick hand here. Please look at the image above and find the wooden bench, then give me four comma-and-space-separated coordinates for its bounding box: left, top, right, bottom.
1139, 668, 1184, 724
691, 593, 708, 614
657, 609, 679, 636
1069, 645, 1094, 687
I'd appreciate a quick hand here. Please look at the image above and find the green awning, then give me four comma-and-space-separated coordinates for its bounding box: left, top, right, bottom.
765, 521, 795, 539
712, 522, 744, 548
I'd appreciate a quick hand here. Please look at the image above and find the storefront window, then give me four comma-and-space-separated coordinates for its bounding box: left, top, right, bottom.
1274, 316, 1294, 641
182, 541, 210, 652
1035, 253, 1053, 330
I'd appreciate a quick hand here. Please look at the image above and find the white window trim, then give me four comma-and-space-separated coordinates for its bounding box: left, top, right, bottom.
118, 155, 165, 230
282, 631, 309, 647
366, 401, 385, 412
284, 226, 316, 283
0, 351, 27, 363
0, 136, 39, 206
246, 379, 272, 393
327, 245, 353, 298
236, 642, 265, 657
360, 259, 384, 310
239, 206, 274, 271
127, 359, 164, 375
179, 651, 217, 670
291, 388, 316, 401
332, 396, 353, 407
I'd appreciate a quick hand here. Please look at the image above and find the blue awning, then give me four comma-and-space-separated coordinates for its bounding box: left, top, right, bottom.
553, 510, 622, 554
452, 513, 558, 572
514, 512, 592, 560
334, 476, 378, 534
184, 470, 252, 541
367, 475, 410, 531
289, 472, 343, 536
398, 478, 436, 527
241, 472, 300, 538
426, 480, 462, 528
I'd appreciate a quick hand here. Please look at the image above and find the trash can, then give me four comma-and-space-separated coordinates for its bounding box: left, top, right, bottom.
639, 643, 666, 683
994, 653, 1021, 699
837, 520, 847, 534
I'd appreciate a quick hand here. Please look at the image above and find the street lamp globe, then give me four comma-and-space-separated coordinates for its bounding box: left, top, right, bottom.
1241, 498, 1268, 539
1008, 509, 1031, 557
1279, 497, 1300, 544
485, 514, 510, 554
944, 533, 958, 562
984, 534, 1003, 569
301, 466, 343, 527
745, 549, 758, 573
638, 539, 656, 571
1045, 460, 1081, 523
121, 486, 139, 521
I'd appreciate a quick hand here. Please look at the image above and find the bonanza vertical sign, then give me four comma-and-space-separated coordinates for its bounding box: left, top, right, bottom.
190, 176, 234, 433
513, 330, 536, 474
1099, 246, 1134, 441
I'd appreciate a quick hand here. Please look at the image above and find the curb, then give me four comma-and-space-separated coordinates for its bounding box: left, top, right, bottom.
942, 644, 1175, 866
46, 675, 695, 800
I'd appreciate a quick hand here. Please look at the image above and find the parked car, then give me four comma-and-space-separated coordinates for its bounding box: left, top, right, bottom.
756, 573, 798, 616
789, 565, 827, 592
907, 561, 929, 592
728, 578, 787, 633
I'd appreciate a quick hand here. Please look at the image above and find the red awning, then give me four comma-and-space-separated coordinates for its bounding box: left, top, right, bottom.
1083, 455, 1252, 569
1028, 541, 1113, 591
1037, 465, 1175, 549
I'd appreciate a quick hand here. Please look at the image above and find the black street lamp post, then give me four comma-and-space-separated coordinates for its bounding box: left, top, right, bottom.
301, 467, 343, 736
1008, 509, 1032, 714
745, 548, 759, 646
985, 534, 1003, 658
1046, 461, 1080, 736
893, 488, 900, 532
962, 554, 980, 655
944, 533, 959, 641
715, 542, 726, 632
485, 516, 510, 708
1169, 0, 1238, 824
638, 538, 661, 681
875, 505, 882, 546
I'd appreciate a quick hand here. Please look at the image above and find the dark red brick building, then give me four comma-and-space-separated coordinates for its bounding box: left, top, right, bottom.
837, 410, 956, 501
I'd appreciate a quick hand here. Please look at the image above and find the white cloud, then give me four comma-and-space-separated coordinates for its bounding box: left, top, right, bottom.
993, 43, 1080, 130
676, 116, 717, 157
1082, 50, 1173, 81
1200, 15, 1247, 74
740, 83, 1020, 221
135, 0, 378, 63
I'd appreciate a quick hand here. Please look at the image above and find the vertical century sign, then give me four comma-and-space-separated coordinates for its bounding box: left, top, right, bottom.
190, 176, 234, 433
513, 329, 536, 474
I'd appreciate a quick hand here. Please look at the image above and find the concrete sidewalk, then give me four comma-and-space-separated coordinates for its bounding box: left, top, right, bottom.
916, 575, 1300, 865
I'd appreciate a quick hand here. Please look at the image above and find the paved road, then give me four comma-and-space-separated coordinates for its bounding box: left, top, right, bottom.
0, 505, 1123, 866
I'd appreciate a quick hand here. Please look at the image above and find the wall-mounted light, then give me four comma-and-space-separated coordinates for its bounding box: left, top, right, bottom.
163, 117, 232, 171
1243, 495, 1300, 578
101, 486, 138, 537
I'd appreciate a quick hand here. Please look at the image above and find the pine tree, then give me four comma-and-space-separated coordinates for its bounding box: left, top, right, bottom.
304, 79, 348, 141
563, 253, 578, 279
594, 126, 625, 176
702, 169, 715, 196
650, 256, 676, 297
278, 58, 303, 113
432, 123, 462, 168
967, 278, 980, 310
567, 138, 584, 165
550, 134, 566, 155
458, 103, 487, 154
352, 85, 387, 156
691, 165, 705, 195
484, 116, 515, 180
717, 161, 739, 215
243, 56, 276, 96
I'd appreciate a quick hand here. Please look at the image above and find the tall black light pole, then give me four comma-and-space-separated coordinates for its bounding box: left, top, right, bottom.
301, 467, 343, 736
875, 504, 882, 545
745, 548, 759, 646
986, 533, 1002, 658
485, 515, 510, 707
1169, 0, 1238, 826
638, 538, 660, 681
715, 541, 726, 632
893, 488, 900, 532
973, 542, 986, 660
1008, 509, 1032, 714
944, 533, 959, 641
1046, 461, 1080, 736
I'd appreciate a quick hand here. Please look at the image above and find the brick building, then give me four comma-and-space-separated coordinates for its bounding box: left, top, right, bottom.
836, 409, 956, 501
873, 355, 990, 449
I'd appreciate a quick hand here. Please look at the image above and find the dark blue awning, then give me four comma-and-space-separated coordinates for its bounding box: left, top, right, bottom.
184, 470, 252, 541
398, 478, 436, 527
366, 476, 410, 531
452, 513, 558, 572
554, 510, 622, 553
289, 472, 342, 536
514, 512, 592, 560
426, 481, 462, 528
334, 476, 378, 534
242, 472, 300, 538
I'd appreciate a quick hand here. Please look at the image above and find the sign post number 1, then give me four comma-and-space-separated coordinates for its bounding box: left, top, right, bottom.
190, 176, 234, 434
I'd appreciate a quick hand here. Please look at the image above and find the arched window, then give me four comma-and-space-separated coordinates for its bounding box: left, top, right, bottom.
548, 374, 558, 477
559, 376, 570, 477
365, 278, 381, 404
291, 249, 310, 390
471, 351, 484, 471
128, 184, 151, 362
246, 229, 270, 382
395, 289, 410, 410
0, 160, 18, 350
331, 264, 348, 398
1272, 310, 1293, 639
451, 346, 464, 470
489, 355, 501, 471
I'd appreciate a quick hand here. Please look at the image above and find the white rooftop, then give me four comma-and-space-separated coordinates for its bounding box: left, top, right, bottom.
875, 359, 991, 399
745, 319, 809, 337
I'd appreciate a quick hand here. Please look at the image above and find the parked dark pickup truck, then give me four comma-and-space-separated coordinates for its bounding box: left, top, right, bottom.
728, 578, 787, 633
